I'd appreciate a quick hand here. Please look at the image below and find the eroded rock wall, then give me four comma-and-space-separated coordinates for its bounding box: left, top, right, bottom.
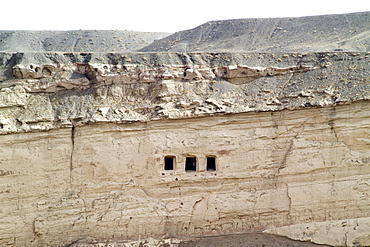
1, 52, 369, 134
0, 52, 370, 246
0, 101, 369, 246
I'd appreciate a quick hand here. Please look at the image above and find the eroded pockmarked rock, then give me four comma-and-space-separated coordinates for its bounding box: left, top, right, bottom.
0, 52, 369, 134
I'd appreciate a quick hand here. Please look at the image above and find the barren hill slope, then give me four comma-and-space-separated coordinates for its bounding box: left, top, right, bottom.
0, 30, 169, 52
140, 11, 370, 52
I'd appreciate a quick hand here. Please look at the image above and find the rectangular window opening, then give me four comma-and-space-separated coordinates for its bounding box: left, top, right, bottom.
207, 156, 216, 171
185, 157, 197, 172
164, 156, 175, 170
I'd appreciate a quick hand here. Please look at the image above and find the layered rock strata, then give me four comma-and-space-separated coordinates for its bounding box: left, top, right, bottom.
1, 52, 369, 133
0, 52, 369, 246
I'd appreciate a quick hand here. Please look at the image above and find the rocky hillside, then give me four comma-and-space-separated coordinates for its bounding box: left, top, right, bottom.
1, 12, 370, 247
0, 30, 170, 52
140, 11, 370, 52
2, 12, 369, 54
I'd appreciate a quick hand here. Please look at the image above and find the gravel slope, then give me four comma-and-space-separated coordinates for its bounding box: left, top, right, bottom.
0, 30, 170, 52
140, 12, 370, 52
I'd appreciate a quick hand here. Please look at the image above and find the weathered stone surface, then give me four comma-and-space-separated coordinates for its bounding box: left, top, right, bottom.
1, 52, 369, 134
0, 100, 369, 246
0, 49, 369, 246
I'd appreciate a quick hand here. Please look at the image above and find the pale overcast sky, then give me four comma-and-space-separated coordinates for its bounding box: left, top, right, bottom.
1, 0, 369, 32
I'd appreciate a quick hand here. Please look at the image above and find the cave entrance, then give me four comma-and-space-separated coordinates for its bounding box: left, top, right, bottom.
185, 157, 197, 172
164, 156, 175, 170
207, 156, 216, 171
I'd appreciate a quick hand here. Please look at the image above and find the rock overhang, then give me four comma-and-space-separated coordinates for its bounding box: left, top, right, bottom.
0, 51, 369, 134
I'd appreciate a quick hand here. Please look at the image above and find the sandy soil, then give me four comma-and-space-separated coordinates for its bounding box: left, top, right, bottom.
176, 233, 330, 247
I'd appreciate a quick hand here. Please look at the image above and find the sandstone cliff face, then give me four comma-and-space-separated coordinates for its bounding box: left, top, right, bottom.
0, 51, 369, 246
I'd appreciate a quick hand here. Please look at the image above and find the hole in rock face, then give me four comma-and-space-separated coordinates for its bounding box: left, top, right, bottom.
164, 156, 175, 170
185, 157, 197, 172
42, 67, 52, 76
207, 156, 216, 171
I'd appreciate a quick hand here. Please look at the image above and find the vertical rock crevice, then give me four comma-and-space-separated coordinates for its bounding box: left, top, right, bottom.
328, 107, 339, 142
70, 125, 75, 186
